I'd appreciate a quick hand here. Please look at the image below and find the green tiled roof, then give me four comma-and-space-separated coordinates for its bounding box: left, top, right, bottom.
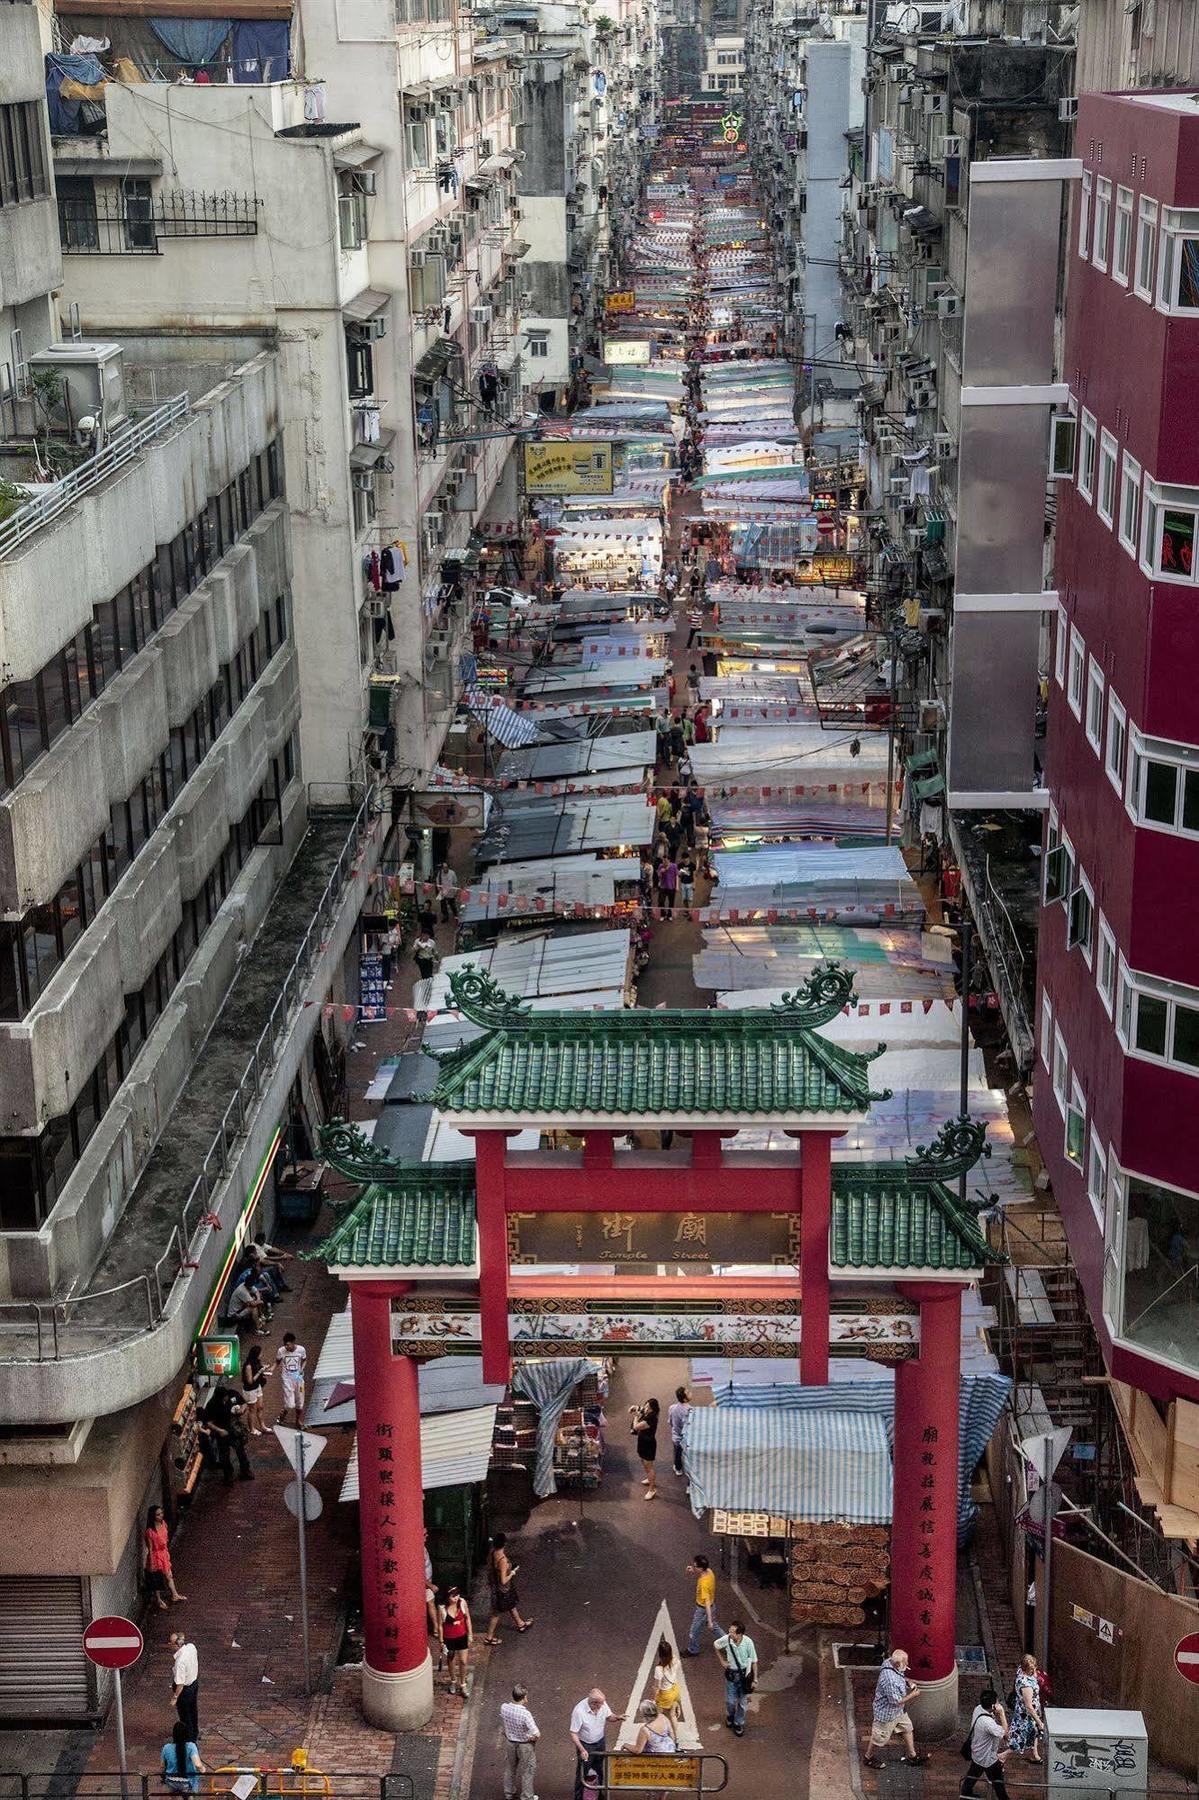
314, 1164, 477, 1269
830, 1166, 993, 1273
430, 1008, 881, 1117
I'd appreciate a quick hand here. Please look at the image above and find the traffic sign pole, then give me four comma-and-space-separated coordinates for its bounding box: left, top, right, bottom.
113, 1665, 129, 1800
296, 1428, 311, 1693
81, 1615, 143, 1800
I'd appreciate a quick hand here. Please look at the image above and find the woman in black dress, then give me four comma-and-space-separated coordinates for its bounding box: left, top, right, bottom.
482, 1532, 532, 1643
631, 1397, 660, 1500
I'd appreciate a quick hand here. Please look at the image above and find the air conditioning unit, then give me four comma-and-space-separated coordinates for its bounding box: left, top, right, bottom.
942, 135, 962, 158
365, 597, 388, 620
470, 303, 493, 325
353, 469, 377, 492
410, 249, 427, 268
1058, 96, 1078, 123
898, 84, 915, 104
356, 169, 378, 196
915, 385, 934, 409
888, 474, 908, 497
377, 455, 395, 475
923, 92, 945, 116
905, 527, 925, 550
357, 313, 389, 340
480, 137, 494, 158
936, 292, 962, 319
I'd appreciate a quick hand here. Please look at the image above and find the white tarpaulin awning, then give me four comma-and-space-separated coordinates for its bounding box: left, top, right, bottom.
340, 1407, 498, 1501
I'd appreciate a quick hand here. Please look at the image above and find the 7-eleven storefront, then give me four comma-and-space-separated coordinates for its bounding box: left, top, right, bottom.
313, 963, 994, 1734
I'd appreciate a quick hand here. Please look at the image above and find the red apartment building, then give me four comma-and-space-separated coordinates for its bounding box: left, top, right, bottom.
1036, 90, 1199, 1411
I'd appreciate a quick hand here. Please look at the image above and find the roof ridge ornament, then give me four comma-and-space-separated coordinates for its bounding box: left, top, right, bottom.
904, 1114, 991, 1190
448, 963, 533, 1028
318, 1118, 406, 1190
770, 960, 858, 1028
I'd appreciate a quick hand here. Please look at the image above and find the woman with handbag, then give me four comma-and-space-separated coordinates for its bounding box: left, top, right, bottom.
653, 1636, 683, 1725
483, 1532, 533, 1643
144, 1505, 186, 1610
438, 1585, 474, 1696
161, 1720, 206, 1793
715, 1621, 757, 1737
630, 1398, 660, 1499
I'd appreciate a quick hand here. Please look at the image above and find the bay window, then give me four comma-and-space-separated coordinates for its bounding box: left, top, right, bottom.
1139, 477, 1199, 583
1126, 729, 1199, 838
1156, 209, 1199, 314
1116, 961, 1199, 1075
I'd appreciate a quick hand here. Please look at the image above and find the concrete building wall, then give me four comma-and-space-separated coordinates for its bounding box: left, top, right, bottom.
0, 1, 61, 349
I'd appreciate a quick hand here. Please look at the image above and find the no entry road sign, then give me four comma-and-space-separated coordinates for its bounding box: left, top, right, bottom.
82, 1617, 143, 1670
1175, 1631, 1199, 1684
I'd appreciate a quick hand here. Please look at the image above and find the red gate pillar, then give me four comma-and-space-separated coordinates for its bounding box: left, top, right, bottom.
797, 1131, 832, 1386
350, 1281, 433, 1730
889, 1281, 963, 1739
472, 1129, 514, 1384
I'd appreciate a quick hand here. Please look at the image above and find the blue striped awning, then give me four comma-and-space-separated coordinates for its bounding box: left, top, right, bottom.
683, 1406, 891, 1524
511, 1357, 598, 1498
707, 1371, 1011, 1540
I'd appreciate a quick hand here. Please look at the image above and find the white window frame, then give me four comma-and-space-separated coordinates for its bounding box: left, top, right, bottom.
1154, 207, 1199, 315
1097, 428, 1118, 526
1067, 625, 1085, 719
1138, 476, 1199, 585
1054, 602, 1067, 686
1068, 868, 1095, 964
1114, 961, 1199, 1076
1078, 409, 1098, 503
1093, 176, 1112, 272
1113, 185, 1134, 285
1040, 988, 1053, 1070
1085, 657, 1105, 753
1052, 1025, 1069, 1113
1102, 1153, 1124, 1330
1125, 727, 1199, 839
1049, 413, 1077, 480
1078, 168, 1092, 260
1118, 452, 1141, 555
1105, 690, 1127, 794
1135, 195, 1158, 301
1065, 1076, 1086, 1167
1096, 913, 1117, 1017
1086, 1129, 1106, 1224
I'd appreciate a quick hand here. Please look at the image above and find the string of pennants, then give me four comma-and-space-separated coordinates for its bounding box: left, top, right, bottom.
308, 995, 954, 1023
432, 776, 899, 799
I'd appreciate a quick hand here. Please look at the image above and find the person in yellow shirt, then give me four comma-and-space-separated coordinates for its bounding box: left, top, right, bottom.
685, 1555, 722, 1655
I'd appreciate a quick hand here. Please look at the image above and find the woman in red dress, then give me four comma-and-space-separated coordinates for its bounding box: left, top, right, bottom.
144, 1505, 186, 1609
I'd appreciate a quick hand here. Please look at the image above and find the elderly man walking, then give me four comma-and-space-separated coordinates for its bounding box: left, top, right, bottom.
569, 1688, 623, 1800
864, 1647, 930, 1769
501, 1683, 541, 1800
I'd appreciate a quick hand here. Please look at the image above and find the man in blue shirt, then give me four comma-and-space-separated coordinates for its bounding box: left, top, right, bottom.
864, 1648, 929, 1769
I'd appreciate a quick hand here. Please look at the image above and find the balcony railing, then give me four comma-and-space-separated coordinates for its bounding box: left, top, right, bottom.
58, 188, 260, 255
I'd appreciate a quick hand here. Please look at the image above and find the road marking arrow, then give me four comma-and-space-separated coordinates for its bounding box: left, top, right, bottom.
615, 1598, 703, 1753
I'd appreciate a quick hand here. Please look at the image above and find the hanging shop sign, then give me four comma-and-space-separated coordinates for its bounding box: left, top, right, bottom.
801, 554, 856, 584
360, 952, 386, 1022
524, 441, 614, 496
195, 1334, 241, 1380
409, 789, 487, 830
390, 1297, 919, 1359
605, 291, 636, 314
710, 1510, 795, 1537
603, 340, 653, 366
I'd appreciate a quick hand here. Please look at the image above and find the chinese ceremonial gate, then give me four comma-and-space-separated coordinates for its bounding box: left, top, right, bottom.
314, 963, 994, 1735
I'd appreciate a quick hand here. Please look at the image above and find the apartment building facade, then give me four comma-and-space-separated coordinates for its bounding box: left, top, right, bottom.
1035, 90, 1199, 1414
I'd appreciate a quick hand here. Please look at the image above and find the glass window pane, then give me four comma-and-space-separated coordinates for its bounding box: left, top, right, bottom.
1144, 759, 1178, 825
1183, 770, 1199, 834
1135, 993, 1169, 1057
1172, 1003, 1199, 1069
1161, 509, 1196, 578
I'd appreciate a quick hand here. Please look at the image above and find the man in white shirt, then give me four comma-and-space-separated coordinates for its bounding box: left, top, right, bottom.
500, 1684, 540, 1800
666, 1386, 691, 1476
169, 1632, 199, 1741
228, 1276, 265, 1330
275, 1332, 306, 1426
961, 1689, 1010, 1800
569, 1688, 622, 1800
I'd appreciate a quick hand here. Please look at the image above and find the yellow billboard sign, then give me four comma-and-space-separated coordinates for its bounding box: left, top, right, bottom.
605, 290, 635, 314
609, 1755, 701, 1789
524, 441, 614, 496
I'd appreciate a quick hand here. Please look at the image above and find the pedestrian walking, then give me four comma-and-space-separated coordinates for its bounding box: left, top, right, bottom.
686, 602, 703, 648
274, 1331, 306, 1427
206, 1386, 254, 1482
639, 856, 655, 906
715, 1621, 757, 1736
653, 1636, 684, 1724
1008, 1654, 1045, 1760
413, 930, 439, 983
500, 1684, 540, 1800
161, 1719, 206, 1793
570, 1689, 620, 1800
438, 1584, 473, 1696
484, 1532, 533, 1641
380, 920, 398, 986
658, 859, 678, 918
960, 1689, 1010, 1799
685, 1554, 721, 1654
633, 1696, 677, 1755
169, 1632, 200, 1743
437, 863, 459, 922
630, 1397, 660, 1497
863, 1648, 929, 1768
678, 854, 695, 913
241, 1342, 270, 1435
666, 1386, 691, 1475
144, 1505, 186, 1610
424, 1529, 439, 1642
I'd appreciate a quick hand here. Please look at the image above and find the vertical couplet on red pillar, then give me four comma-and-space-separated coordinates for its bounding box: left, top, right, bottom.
472, 1129, 512, 1385
890, 1282, 963, 1691
349, 1283, 430, 1708
798, 1131, 832, 1386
